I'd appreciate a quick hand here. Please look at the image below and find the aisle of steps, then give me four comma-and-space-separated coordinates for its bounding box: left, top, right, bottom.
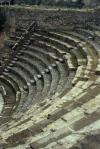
0, 23, 100, 149
0, 75, 21, 124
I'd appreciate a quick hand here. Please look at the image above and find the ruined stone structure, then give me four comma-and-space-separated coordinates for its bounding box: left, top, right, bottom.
0, 0, 100, 7
83, 0, 100, 7
0, 0, 15, 5
0, 5, 100, 149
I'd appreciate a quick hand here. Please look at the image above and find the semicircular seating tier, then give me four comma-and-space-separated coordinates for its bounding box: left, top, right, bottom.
0, 15, 100, 149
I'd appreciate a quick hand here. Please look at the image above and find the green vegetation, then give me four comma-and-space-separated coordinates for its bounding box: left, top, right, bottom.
16, 0, 85, 8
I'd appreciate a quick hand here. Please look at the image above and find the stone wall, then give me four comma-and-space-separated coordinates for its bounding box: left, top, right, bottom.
0, 32, 6, 49
0, 6, 100, 34
83, 0, 100, 7
0, 6, 100, 32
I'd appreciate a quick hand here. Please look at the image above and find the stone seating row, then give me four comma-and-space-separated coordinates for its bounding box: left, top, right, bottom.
0, 24, 100, 148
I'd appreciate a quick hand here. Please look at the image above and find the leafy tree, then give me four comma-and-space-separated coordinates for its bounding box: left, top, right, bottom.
16, 0, 85, 7
0, 12, 6, 32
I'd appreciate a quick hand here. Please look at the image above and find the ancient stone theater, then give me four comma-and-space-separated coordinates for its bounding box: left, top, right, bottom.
0, 0, 100, 148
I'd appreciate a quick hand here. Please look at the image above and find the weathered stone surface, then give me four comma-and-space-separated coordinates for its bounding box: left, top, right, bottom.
0, 5, 100, 149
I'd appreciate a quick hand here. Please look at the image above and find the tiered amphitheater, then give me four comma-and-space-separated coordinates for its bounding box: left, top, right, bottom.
0, 6, 100, 149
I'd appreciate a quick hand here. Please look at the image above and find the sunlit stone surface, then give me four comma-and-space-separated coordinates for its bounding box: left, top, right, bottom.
0, 4, 100, 149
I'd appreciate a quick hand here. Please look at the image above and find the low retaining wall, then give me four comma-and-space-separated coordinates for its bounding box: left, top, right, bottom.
0, 6, 100, 31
